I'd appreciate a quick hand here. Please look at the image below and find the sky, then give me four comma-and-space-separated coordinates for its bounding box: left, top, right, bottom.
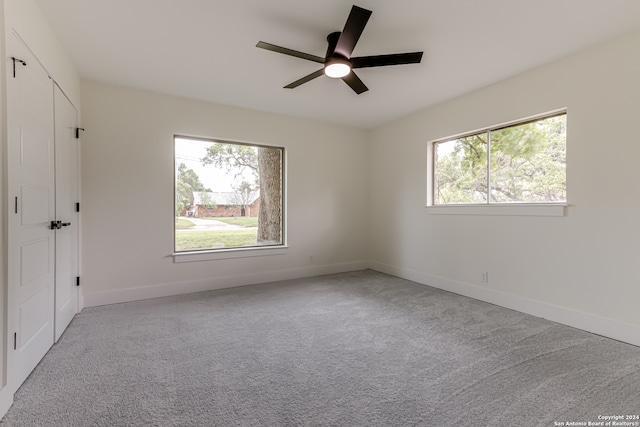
174, 137, 255, 192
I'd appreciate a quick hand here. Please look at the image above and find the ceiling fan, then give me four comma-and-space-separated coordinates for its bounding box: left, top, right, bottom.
256, 5, 423, 94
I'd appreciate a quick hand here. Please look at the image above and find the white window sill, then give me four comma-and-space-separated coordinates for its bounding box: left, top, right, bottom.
173, 246, 288, 263
426, 203, 566, 217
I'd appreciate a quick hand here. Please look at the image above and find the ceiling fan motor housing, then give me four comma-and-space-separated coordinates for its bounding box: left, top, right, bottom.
326, 31, 342, 58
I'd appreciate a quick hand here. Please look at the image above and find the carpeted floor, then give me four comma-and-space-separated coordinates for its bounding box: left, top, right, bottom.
2, 270, 639, 426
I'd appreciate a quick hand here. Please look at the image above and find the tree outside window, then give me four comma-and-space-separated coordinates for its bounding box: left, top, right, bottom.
434, 113, 566, 205
174, 137, 284, 251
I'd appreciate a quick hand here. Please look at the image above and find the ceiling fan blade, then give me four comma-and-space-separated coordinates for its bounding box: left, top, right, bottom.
342, 71, 368, 94
351, 52, 424, 69
256, 41, 324, 64
284, 69, 325, 89
334, 6, 372, 59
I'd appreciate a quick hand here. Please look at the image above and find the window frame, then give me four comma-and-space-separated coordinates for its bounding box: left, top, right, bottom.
172, 135, 287, 261
427, 109, 567, 216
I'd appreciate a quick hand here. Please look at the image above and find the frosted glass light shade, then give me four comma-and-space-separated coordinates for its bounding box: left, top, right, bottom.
324, 62, 351, 78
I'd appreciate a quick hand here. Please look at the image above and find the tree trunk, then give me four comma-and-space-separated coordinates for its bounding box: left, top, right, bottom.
257, 147, 282, 243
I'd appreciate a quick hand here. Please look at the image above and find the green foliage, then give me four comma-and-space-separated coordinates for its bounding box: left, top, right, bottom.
435, 134, 488, 204
201, 143, 259, 181
435, 115, 566, 204
231, 181, 257, 208
199, 192, 216, 210
175, 229, 258, 251
207, 216, 258, 227
175, 218, 195, 229
175, 163, 210, 216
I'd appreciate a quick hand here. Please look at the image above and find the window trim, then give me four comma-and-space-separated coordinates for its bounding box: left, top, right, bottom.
427, 109, 567, 214
173, 135, 286, 255
172, 246, 288, 263
426, 203, 566, 217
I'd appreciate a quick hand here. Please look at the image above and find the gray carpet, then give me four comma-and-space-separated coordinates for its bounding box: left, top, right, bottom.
2, 270, 639, 426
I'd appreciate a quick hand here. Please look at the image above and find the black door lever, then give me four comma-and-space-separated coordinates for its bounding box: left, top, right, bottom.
50, 221, 70, 229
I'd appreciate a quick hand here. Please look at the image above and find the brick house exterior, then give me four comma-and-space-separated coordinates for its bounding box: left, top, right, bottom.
182, 191, 260, 218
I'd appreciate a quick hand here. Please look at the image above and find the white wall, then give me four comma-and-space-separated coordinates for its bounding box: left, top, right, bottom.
80, 81, 369, 305
2, 0, 79, 106
369, 29, 640, 346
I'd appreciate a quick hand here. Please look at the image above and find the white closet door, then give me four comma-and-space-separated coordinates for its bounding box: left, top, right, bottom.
6, 33, 56, 387
54, 84, 79, 342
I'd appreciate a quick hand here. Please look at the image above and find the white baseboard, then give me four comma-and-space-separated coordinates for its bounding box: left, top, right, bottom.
81, 259, 640, 348
82, 261, 368, 307
0, 387, 13, 422
369, 261, 640, 348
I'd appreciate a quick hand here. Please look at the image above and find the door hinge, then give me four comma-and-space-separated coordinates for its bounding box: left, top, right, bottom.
76, 202, 80, 213
11, 57, 27, 78
14, 333, 17, 350
75, 128, 85, 139
76, 277, 80, 287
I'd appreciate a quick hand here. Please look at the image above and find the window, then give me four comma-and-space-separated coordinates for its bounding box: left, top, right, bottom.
174, 136, 284, 253
432, 112, 566, 206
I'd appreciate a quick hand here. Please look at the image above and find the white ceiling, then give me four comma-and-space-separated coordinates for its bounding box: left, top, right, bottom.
35, 0, 640, 129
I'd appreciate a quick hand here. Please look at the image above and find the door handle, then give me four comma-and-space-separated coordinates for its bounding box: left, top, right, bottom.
50, 221, 70, 229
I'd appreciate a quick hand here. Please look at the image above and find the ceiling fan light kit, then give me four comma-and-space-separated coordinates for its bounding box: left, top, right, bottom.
324, 56, 351, 78
257, 5, 423, 94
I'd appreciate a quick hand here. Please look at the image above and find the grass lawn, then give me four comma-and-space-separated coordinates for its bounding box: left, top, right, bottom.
201, 216, 258, 227
175, 228, 258, 251
175, 218, 195, 229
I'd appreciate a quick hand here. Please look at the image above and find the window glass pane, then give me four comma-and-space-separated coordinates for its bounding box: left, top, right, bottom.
174, 137, 283, 252
490, 115, 566, 203
434, 134, 488, 204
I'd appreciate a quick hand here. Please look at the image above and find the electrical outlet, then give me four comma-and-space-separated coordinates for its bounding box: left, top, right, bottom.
481, 272, 489, 283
